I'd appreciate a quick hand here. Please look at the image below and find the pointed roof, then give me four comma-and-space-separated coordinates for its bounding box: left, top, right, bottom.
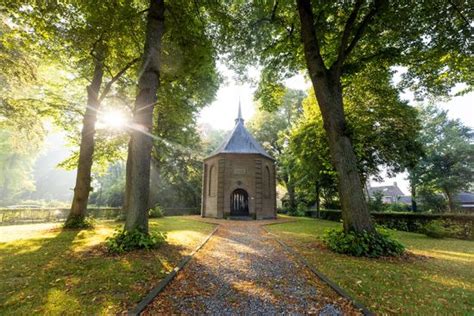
206, 102, 274, 160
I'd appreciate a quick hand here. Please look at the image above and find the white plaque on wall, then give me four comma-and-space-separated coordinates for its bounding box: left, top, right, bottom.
234, 168, 246, 175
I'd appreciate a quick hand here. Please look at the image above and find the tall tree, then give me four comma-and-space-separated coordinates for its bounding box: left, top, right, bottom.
124, 0, 220, 233
290, 67, 421, 210
208, 0, 472, 233
410, 105, 474, 212
61, 3, 140, 227
3, 1, 143, 226
124, 0, 165, 233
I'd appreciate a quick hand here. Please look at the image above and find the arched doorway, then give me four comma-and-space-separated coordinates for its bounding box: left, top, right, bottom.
231, 189, 249, 216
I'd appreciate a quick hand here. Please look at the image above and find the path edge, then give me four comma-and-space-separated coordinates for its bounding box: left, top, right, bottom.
128, 225, 219, 315
261, 225, 374, 316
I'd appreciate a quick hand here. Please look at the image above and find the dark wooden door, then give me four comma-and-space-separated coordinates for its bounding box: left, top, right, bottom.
231, 189, 249, 216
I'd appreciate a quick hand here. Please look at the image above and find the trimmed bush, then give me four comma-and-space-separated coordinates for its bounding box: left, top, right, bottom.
149, 205, 165, 218
106, 229, 166, 253
316, 210, 474, 240
423, 220, 448, 238
386, 202, 411, 212
323, 228, 405, 257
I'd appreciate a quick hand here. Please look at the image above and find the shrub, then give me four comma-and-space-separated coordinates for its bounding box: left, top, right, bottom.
368, 191, 385, 212
386, 202, 410, 213
418, 188, 447, 213
423, 220, 449, 238
149, 205, 165, 218
319, 210, 474, 240
276, 207, 287, 214
288, 204, 306, 217
323, 228, 405, 257
106, 229, 166, 253
63, 215, 95, 229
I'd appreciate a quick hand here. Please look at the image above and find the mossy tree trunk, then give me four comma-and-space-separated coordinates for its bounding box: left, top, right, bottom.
297, 0, 382, 233
124, 0, 165, 234
66, 51, 104, 226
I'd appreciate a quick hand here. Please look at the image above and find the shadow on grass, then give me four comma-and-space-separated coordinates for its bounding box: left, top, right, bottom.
268, 218, 474, 315
0, 225, 190, 315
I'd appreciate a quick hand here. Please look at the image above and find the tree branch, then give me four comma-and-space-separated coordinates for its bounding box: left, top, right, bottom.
447, 0, 470, 29
336, 0, 363, 67
250, 1, 280, 28
343, 0, 386, 60
98, 58, 140, 103
331, 0, 386, 73
270, 0, 279, 21
297, 0, 327, 77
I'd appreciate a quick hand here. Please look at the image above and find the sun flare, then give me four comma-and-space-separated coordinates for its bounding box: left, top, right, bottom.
97, 110, 128, 130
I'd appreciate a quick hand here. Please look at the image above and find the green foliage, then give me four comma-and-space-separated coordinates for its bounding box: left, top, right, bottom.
0, 126, 42, 205
106, 229, 166, 254
417, 187, 447, 213
287, 203, 306, 217
63, 215, 95, 229
423, 220, 449, 239
386, 203, 410, 213
320, 210, 474, 240
149, 205, 165, 218
368, 191, 385, 212
291, 74, 422, 189
323, 228, 405, 257
410, 105, 473, 212
212, 1, 472, 99
89, 162, 125, 207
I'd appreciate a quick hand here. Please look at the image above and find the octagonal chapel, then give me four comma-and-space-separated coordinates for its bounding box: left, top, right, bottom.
201, 103, 277, 219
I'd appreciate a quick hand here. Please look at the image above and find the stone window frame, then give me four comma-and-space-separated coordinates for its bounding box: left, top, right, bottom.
208, 165, 216, 197
263, 165, 271, 198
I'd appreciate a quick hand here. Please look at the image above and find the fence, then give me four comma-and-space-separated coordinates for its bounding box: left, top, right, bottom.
0, 206, 201, 225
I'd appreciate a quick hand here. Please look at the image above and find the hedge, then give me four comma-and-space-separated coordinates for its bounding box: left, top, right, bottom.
307, 210, 474, 240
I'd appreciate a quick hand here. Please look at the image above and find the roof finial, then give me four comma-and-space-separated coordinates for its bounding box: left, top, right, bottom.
236, 97, 244, 124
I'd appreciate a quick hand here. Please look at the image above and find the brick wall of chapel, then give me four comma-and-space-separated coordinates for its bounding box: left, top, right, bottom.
202, 153, 276, 219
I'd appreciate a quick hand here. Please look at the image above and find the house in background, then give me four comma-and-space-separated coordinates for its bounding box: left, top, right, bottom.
367, 182, 411, 205
456, 192, 474, 212
368, 182, 474, 213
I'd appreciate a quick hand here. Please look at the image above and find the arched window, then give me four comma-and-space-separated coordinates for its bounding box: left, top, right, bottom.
264, 165, 271, 197
208, 165, 216, 196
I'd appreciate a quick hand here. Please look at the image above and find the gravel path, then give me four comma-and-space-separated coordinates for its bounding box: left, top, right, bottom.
144, 219, 358, 315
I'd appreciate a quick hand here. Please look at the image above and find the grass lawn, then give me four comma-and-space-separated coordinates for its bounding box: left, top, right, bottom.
0, 217, 215, 315
267, 216, 474, 315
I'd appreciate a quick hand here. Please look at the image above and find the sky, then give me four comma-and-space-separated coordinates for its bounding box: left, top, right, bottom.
197, 67, 473, 195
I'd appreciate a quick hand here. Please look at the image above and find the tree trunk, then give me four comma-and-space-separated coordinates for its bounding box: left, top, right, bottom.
121, 140, 132, 219
287, 181, 296, 211
148, 159, 161, 207
443, 188, 456, 212
66, 54, 104, 225
124, 0, 165, 234
410, 182, 417, 212
297, 0, 374, 233
315, 181, 320, 215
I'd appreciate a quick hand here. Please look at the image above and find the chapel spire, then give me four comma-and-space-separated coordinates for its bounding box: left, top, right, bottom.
235, 98, 244, 124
